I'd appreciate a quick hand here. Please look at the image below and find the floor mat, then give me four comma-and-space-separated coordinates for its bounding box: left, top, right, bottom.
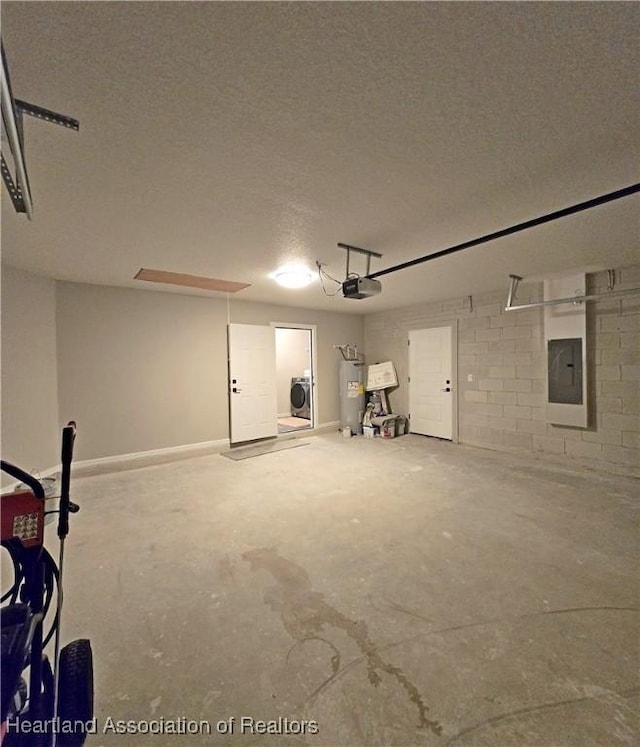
278, 416, 311, 428
221, 439, 309, 461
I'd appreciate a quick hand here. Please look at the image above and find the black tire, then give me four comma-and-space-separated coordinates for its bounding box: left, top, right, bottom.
56, 639, 94, 747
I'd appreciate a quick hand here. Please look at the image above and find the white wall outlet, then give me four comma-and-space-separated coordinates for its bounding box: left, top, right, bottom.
467, 374, 473, 382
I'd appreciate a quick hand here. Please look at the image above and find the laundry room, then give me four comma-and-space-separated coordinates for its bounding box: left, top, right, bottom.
275, 326, 314, 433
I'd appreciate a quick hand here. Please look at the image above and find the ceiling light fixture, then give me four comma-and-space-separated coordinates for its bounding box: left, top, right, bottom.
271, 264, 315, 289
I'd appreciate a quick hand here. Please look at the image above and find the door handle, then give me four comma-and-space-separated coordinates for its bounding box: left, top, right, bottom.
441, 387, 451, 392
232, 387, 242, 393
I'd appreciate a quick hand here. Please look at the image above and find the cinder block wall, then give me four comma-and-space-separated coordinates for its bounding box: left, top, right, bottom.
364, 264, 639, 474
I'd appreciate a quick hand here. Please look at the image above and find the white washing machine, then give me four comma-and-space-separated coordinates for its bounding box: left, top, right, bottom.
290, 377, 311, 419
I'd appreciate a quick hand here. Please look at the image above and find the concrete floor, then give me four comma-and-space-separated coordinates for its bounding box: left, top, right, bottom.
59, 433, 638, 746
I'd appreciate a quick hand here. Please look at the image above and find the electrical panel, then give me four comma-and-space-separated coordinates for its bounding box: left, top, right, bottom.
548, 338, 583, 405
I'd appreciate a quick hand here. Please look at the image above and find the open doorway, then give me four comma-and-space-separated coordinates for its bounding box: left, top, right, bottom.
274, 325, 314, 434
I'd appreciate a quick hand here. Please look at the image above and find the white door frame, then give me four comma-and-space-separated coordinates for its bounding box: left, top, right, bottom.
271, 322, 318, 430
408, 321, 459, 442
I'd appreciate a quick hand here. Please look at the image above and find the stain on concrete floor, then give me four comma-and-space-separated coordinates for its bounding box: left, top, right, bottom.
243, 547, 442, 735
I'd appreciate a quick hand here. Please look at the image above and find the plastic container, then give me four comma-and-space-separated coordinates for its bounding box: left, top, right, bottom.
395, 417, 407, 436
381, 422, 395, 439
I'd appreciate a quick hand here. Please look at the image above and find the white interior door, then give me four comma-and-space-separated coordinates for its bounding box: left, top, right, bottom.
228, 323, 277, 443
409, 326, 453, 439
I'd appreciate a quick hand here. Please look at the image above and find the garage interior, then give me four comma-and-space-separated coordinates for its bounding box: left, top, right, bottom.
1, 3, 638, 746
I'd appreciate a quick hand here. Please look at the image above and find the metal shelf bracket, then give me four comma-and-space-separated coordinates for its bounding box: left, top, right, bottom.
504, 274, 640, 311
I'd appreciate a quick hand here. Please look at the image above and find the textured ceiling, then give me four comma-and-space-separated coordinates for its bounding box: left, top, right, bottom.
1, 2, 638, 313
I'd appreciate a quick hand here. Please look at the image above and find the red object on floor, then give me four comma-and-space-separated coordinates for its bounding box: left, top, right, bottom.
0, 489, 44, 548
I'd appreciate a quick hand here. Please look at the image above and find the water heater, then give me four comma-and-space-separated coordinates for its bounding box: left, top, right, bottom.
339, 360, 365, 434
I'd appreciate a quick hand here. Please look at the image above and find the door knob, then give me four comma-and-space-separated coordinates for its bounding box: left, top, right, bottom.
232, 387, 242, 393
441, 387, 451, 392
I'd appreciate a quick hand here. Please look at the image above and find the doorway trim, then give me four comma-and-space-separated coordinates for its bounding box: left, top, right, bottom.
271, 322, 318, 433
407, 321, 459, 443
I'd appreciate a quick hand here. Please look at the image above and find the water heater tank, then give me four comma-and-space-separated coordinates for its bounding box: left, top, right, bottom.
339, 360, 365, 434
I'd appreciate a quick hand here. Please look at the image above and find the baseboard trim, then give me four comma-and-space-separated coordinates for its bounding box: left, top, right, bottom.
1, 464, 60, 494
314, 420, 340, 433
4, 426, 343, 485
72, 438, 229, 477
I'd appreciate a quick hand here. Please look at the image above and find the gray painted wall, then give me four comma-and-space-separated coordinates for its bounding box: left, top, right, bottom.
1, 266, 60, 483
56, 283, 227, 461
364, 264, 639, 473
56, 282, 364, 461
